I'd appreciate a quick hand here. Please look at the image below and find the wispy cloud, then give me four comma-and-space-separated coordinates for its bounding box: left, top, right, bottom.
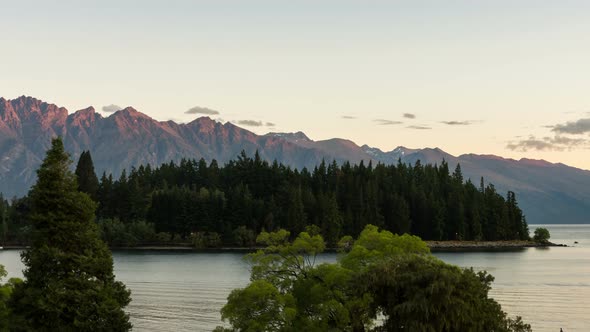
374, 119, 403, 125
552, 118, 590, 135
341, 115, 357, 119
102, 104, 122, 113
440, 120, 472, 126
506, 135, 589, 152
265, 122, 275, 127
403, 113, 416, 119
506, 137, 556, 151
407, 125, 431, 130
185, 106, 220, 115
550, 135, 587, 146
236, 120, 263, 127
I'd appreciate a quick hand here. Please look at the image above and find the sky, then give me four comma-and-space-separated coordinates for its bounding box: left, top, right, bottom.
2, 0, 590, 169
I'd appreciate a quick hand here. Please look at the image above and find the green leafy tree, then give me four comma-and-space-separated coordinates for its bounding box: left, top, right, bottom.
533, 227, 550, 243
218, 229, 369, 331
359, 257, 530, 332
218, 225, 530, 332
0, 265, 21, 332
8, 138, 132, 331
75, 150, 100, 200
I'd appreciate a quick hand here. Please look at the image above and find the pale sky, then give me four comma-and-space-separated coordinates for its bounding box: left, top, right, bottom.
2, 0, 590, 169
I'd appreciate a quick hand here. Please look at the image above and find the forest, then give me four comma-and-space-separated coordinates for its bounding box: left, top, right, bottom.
1, 150, 530, 247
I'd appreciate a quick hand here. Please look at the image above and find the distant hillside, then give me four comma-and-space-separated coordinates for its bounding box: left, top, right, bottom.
1, 96, 589, 224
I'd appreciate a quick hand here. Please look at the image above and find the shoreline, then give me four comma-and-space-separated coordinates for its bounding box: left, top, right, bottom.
2, 241, 567, 252
426, 240, 566, 250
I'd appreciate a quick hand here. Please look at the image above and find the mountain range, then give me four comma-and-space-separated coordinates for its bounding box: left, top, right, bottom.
1, 96, 589, 224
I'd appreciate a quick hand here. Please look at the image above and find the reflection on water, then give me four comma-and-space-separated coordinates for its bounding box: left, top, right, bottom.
1, 225, 588, 332
114, 252, 250, 331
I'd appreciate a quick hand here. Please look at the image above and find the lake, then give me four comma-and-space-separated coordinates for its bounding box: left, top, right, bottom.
1, 224, 589, 331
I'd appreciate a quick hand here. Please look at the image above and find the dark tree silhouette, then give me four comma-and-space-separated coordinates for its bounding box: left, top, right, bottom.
9, 138, 131, 331
75, 150, 99, 200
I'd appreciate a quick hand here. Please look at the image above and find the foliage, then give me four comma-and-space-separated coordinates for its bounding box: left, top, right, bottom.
2, 152, 530, 247
359, 257, 531, 332
339, 224, 429, 271
98, 218, 158, 247
220, 228, 363, 332
75, 150, 99, 200
0, 265, 22, 332
0, 195, 31, 246
533, 227, 550, 243
0, 195, 7, 245
192, 231, 222, 248
217, 225, 530, 332
8, 138, 132, 331
232, 226, 256, 247
92, 154, 528, 245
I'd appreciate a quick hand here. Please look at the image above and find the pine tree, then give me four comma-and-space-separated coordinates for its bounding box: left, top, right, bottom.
75, 150, 99, 200
9, 138, 131, 331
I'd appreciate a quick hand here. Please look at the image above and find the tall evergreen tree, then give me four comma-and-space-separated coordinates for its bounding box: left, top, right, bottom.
0, 194, 7, 245
9, 138, 131, 331
75, 150, 99, 200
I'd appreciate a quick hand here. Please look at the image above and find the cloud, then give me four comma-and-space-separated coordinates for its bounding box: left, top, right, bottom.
550, 135, 587, 146
265, 122, 276, 127
341, 115, 357, 119
102, 104, 122, 113
374, 119, 403, 125
506, 135, 589, 152
403, 113, 416, 119
407, 125, 431, 130
236, 120, 264, 127
506, 137, 556, 151
185, 106, 220, 115
440, 120, 472, 126
552, 118, 590, 134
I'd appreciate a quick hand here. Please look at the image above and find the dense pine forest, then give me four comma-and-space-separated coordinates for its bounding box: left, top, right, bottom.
1, 151, 529, 247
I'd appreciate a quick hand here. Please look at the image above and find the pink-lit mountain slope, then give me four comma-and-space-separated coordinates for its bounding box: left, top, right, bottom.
1, 96, 589, 224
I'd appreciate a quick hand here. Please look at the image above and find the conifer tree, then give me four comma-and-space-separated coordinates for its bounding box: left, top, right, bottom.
9, 138, 131, 331
75, 150, 99, 200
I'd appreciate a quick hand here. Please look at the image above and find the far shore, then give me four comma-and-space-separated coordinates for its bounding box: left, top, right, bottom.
426, 240, 566, 250
1, 241, 566, 252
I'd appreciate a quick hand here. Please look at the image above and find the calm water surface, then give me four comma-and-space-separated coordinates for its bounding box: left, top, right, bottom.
1, 225, 589, 331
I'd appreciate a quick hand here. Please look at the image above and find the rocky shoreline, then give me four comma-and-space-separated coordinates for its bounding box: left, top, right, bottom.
426, 240, 566, 250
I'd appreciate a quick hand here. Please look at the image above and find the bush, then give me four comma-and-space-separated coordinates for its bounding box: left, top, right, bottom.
233, 226, 256, 247
191, 232, 222, 248
98, 218, 159, 247
533, 227, 550, 243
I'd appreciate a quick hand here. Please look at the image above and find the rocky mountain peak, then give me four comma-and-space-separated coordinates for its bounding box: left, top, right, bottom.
266, 131, 312, 143
116, 106, 149, 117
188, 116, 218, 130
69, 107, 102, 127
4, 96, 67, 130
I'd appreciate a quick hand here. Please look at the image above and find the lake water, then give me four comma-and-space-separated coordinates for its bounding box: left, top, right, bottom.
1, 224, 589, 332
